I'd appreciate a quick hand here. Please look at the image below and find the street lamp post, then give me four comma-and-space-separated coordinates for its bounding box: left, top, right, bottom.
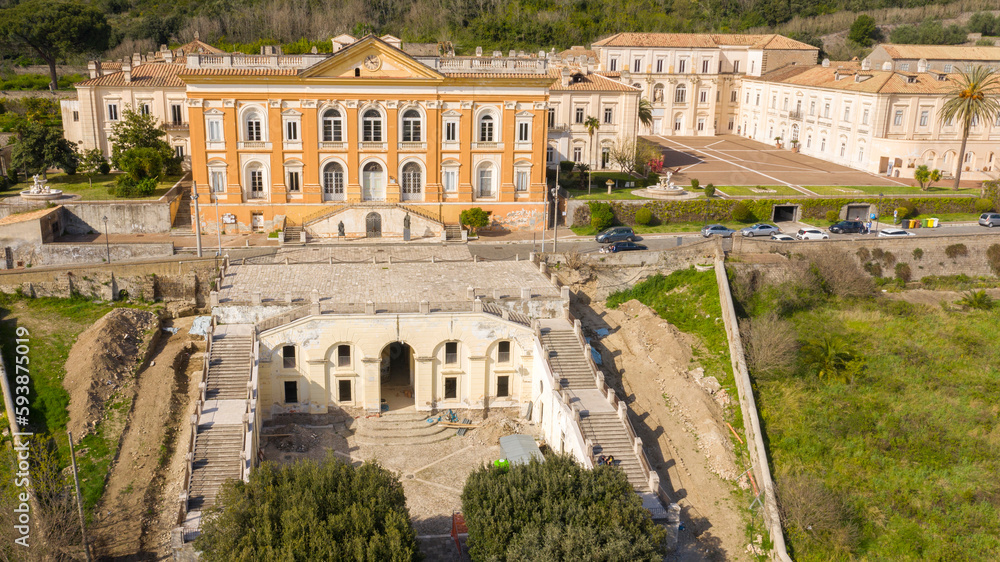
102, 216, 110, 264
874, 192, 884, 234
192, 183, 203, 257
552, 187, 559, 254
214, 194, 223, 257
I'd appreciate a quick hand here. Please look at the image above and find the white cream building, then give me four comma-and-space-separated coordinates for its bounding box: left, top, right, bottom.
738, 60, 1000, 181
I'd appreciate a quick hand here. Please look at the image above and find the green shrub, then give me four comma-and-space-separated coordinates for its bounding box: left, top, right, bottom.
895, 262, 912, 283
856, 247, 871, 261
825, 210, 840, 222
945, 244, 968, 259
99, 161, 111, 175
559, 160, 575, 173
894, 206, 910, 220
900, 199, 918, 217
135, 176, 157, 197
704, 184, 716, 197
690, 178, 700, 190
634, 207, 653, 225
732, 200, 756, 222
459, 207, 492, 235
589, 201, 615, 230
863, 261, 883, 277
975, 198, 994, 213
912, 248, 923, 261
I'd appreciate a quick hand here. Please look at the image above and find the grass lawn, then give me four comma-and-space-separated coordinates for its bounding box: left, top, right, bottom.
38, 172, 182, 200
714, 185, 804, 197
736, 283, 1000, 560
806, 184, 978, 196
571, 220, 750, 236
563, 189, 703, 201
0, 295, 157, 514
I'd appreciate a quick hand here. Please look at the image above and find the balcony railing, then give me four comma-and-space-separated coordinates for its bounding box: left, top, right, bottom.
788, 110, 803, 120
238, 141, 270, 150
358, 141, 387, 151
398, 141, 427, 151
163, 122, 189, 131
417, 56, 548, 74
319, 141, 346, 150
472, 141, 501, 150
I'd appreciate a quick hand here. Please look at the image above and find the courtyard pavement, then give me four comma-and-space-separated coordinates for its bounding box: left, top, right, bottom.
644, 135, 911, 190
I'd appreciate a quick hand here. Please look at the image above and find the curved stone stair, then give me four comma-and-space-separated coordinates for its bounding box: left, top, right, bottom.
351, 410, 454, 446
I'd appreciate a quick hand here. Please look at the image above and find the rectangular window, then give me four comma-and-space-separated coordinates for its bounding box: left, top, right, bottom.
823, 103, 831, 118
72, 110, 79, 122
575, 107, 584, 124
547, 108, 555, 128
518, 121, 530, 142
247, 120, 261, 141
284, 380, 298, 403
609, 58, 618, 71
287, 170, 300, 192
170, 104, 183, 125
783, 98, 789, 110
546, 146, 554, 163
894, 110, 903, 126
139, 103, 150, 116
445, 121, 457, 142
733, 60, 740, 73
728, 118, 734, 130
250, 170, 263, 193
900, 63, 910, 71
573, 147, 582, 162
283, 345, 296, 368
174, 145, 184, 159
603, 107, 613, 124
731, 90, 737, 103
633, 58, 642, 72
697, 118, 705, 131
700, 90, 708, 103
674, 119, 681, 131
337, 344, 351, 367
443, 170, 457, 192
701, 59, 710, 73
862, 108, 870, 125
515, 171, 528, 192
678, 59, 686, 73
656, 59, 663, 73
755, 93, 760, 106
498, 341, 511, 363
444, 377, 457, 399
208, 120, 222, 142
919, 110, 929, 127
107, 103, 118, 121
445, 342, 458, 364
771, 95, 777, 109
210, 170, 225, 193
944, 64, 953, 72
809, 101, 815, 115
285, 120, 298, 141
601, 147, 610, 168
496, 375, 509, 398
338, 380, 352, 402
843, 106, 851, 121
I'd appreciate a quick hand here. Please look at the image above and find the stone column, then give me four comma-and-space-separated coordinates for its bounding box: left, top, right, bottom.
305, 357, 328, 414
468, 355, 488, 409
413, 356, 435, 411
361, 357, 382, 412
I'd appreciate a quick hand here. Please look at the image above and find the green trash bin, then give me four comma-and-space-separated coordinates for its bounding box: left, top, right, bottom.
921, 219, 930, 228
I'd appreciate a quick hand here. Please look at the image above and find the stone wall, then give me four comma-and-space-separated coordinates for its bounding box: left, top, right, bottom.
61, 201, 174, 235
736, 232, 1000, 280
307, 205, 442, 239
4, 242, 175, 268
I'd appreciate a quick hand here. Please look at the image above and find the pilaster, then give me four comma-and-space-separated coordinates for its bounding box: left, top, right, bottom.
306, 357, 328, 414
361, 357, 382, 412
414, 356, 435, 410
468, 355, 488, 408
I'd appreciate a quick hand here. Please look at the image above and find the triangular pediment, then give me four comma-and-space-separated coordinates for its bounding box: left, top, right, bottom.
301, 35, 444, 81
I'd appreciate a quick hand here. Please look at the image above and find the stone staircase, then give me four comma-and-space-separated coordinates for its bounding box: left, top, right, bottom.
206, 333, 253, 400
540, 324, 652, 492
282, 225, 305, 245
172, 188, 192, 230
351, 409, 453, 446
188, 424, 243, 510
445, 224, 463, 241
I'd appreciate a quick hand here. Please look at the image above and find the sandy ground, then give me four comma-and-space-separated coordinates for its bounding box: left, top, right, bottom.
572, 295, 748, 562
88, 316, 202, 560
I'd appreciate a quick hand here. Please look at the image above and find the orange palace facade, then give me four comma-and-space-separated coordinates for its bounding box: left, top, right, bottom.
180, 36, 555, 237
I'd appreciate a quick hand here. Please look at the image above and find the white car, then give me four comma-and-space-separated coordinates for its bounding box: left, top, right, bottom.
877, 228, 916, 237
795, 228, 829, 240
771, 233, 795, 241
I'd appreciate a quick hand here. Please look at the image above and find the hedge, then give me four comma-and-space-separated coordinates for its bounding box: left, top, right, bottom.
571, 196, 978, 227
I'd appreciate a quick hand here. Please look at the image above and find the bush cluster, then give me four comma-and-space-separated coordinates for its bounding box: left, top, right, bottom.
634, 207, 653, 225
589, 201, 615, 230
945, 244, 969, 259
732, 200, 756, 222
975, 198, 994, 213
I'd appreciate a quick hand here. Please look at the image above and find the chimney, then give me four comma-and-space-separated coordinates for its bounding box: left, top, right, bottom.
475, 46, 483, 57
132, 53, 141, 67
122, 62, 132, 83
194, 30, 200, 41
508, 50, 515, 57
917, 58, 928, 73
163, 49, 174, 63
560, 67, 571, 87
821, 58, 830, 68
861, 58, 871, 71
88, 61, 98, 79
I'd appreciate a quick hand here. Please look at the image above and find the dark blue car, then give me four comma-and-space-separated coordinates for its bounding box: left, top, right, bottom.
595, 226, 636, 243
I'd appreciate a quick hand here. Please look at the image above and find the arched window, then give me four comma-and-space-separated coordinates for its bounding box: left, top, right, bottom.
791, 124, 799, 141
245, 110, 262, 141
477, 164, 494, 197
674, 84, 687, 104
479, 114, 495, 142
362, 109, 382, 142
322, 162, 344, 200
247, 162, 265, 198
402, 109, 422, 142
401, 162, 422, 200
362, 161, 384, 201
653, 84, 664, 102
322, 109, 342, 142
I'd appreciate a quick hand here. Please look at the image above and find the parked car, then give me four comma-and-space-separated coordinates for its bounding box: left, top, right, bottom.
740, 223, 780, 237
771, 233, 795, 241
595, 226, 636, 243
701, 224, 736, 238
877, 228, 916, 237
796, 228, 829, 240
979, 213, 1000, 228
601, 241, 648, 253
829, 220, 866, 234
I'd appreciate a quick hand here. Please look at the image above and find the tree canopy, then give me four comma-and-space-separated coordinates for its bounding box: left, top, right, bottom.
0, 0, 110, 91
9, 119, 77, 177
939, 65, 1000, 187
461, 454, 666, 561
847, 15, 879, 47
108, 105, 179, 172
195, 456, 420, 562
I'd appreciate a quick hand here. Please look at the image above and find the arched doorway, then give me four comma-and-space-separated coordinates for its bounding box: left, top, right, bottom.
362, 162, 384, 200
365, 212, 381, 238
380, 342, 414, 411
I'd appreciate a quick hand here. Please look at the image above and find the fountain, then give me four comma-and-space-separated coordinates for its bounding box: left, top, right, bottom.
632, 171, 697, 200
20, 175, 64, 201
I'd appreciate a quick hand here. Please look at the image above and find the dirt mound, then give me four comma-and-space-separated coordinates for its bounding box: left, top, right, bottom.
63, 308, 160, 439
471, 412, 528, 447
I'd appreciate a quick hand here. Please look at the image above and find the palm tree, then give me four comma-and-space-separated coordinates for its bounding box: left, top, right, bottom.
801, 335, 856, 383
584, 115, 600, 178
939, 65, 1000, 189
637, 98, 653, 130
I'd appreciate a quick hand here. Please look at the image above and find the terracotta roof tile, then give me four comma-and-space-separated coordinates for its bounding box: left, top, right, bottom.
0, 206, 60, 226
178, 67, 299, 77
879, 44, 1000, 61
549, 72, 639, 92
77, 62, 186, 88
746, 64, 972, 95
592, 33, 817, 50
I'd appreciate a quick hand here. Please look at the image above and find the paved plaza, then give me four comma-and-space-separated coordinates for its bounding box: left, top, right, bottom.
219, 260, 560, 304
644, 135, 907, 189
233, 244, 474, 264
